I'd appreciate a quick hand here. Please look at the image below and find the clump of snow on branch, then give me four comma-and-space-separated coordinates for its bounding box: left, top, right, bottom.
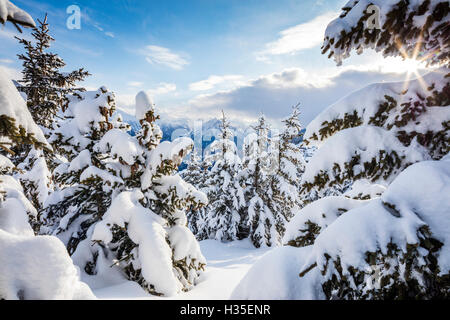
0, 0, 35, 29
322, 0, 449, 66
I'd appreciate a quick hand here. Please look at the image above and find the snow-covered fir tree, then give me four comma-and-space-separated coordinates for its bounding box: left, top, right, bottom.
14, 147, 52, 231
0, 67, 51, 229
272, 104, 306, 217
322, 0, 449, 68
43, 86, 124, 244
80, 91, 208, 296
10, 14, 89, 226
181, 150, 208, 239
15, 14, 89, 129
0, 7, 94, 298
288, 0, 450, 299
240, 114, 285, 248
201, 111, 245, 242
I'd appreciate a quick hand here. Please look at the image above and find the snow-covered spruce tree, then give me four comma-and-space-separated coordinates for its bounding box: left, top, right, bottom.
88, 91, 208, 296
0, 22, 94, 298
10, 15, 89, 224
292, 1, 450, 299
240, 115, 284, 248
181, 151, 209, 239
302, 0, 449, 202
298, 156, 450, 299
273, 104, 306, 218
201, 111, 245, 242
15, 14, 89, 129
42, 87, 124, 245
0, 68, 51, 228
242, 106, 306, 245
232, 157, 449, 300
14, 147, 52, 231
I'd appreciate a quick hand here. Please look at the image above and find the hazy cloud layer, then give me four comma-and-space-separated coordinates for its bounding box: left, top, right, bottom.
189, 75, 245, 91
187, 67, 414, 126
141, 45, 189, 70
257, 12, 338, 61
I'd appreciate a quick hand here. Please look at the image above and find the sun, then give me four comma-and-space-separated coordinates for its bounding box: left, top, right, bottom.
402, 59, 421, 75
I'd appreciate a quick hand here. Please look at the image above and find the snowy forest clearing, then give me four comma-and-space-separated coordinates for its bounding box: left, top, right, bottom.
93, 239, 270, 300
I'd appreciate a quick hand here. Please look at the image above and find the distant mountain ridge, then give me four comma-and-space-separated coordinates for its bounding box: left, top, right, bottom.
116, 110, 306, 160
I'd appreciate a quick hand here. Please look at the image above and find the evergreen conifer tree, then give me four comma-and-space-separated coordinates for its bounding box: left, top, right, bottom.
241, 115, 283, 247
293, 0, 450, 299
182, 151, 208, 238
15, 14, 89, 129
11, 15, 89, 228
266, 104, 306, 235
202, 111, 245, 242
81, 91, 208, 296
43, 87, 124, 246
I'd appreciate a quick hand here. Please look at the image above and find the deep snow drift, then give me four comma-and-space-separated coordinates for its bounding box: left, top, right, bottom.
92, 239, 271, 300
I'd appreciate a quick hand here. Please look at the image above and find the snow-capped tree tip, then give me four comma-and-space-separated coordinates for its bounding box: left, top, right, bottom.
0, 0, 35, 32
135, 91, 155, 121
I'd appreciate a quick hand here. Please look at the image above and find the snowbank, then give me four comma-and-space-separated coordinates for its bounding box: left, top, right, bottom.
0, 173, 95, 300
231, 246, 325, 300
0, 230, 95, 300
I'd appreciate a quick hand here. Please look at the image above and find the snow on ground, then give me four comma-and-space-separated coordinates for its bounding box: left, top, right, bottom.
93, 239, 271, 300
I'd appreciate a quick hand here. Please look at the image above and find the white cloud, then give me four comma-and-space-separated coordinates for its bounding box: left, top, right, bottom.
189, 75, 245, 91
0, 59, 13, 64
127, 81, 144, 88
258, 12, 337, 58
92, 21, 114, 38
186, 66, 414, 125
142, 45, 189, 70
148, 82, 177, 95
0, 28, 31, 41
94, 24, 104, 32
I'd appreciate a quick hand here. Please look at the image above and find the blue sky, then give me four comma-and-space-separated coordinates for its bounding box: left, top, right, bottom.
0, 0, 424, 126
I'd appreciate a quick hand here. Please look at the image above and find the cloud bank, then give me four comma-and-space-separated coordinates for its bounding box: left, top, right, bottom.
186, 67, 418, 126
